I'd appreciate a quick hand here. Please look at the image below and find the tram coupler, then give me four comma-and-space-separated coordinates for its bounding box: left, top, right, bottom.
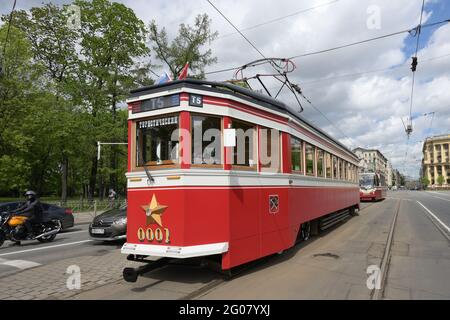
123, 256, 170, 283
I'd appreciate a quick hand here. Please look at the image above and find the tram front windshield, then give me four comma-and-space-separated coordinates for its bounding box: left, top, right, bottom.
136, 115, 179, 167
359, 174, 375, 189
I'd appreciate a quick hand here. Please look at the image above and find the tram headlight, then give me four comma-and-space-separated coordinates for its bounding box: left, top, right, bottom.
113, 217, 127, 225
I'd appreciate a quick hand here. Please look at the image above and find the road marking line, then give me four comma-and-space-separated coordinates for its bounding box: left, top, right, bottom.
417, 201, 450, 234
1, 259, 41, 269
0, 240, 93, 257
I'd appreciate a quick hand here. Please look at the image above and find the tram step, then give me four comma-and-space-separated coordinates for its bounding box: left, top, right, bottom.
319, 210, 351, 231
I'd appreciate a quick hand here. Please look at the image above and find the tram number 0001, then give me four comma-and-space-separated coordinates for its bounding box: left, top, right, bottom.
137, 227, 170, 243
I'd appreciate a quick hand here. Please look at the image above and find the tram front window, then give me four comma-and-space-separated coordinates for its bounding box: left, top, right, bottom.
136, 115, 179, 167
359, 174, 375, 188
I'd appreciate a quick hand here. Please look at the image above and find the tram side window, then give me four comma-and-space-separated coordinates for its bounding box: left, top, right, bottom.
338, 159, 344, 180
136, 115, 179, 168
332, 156, 338, 179
232, 120, 256, 170
344, 161, 350, 181
260, 127, 280, 172
191, 115, 222, 166
325, 152, 332, 178
291, 136, 303, 173
317, 149, 325, 177
305, 143, 315, 175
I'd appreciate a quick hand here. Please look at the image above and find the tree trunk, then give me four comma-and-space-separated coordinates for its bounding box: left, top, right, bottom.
109, 83, 118, 193
88, 154, 98, 200
61, 154, 68, 203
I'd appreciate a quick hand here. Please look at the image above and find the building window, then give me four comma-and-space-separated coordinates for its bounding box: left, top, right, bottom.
136, 114, 179, 168
291, 136, 303, 173
317, 149, 325, 177
325, 152, 332, 178
191, 115, 222, 166
305, 143, 315, 175
232, 119, 256, 170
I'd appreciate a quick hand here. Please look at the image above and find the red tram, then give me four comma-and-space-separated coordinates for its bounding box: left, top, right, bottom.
121, 79, 360, 276
359, 172, 387, 201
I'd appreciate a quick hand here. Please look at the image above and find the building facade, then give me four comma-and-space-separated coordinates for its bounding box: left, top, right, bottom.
353, 147, 389, 184
386, 161, 393, 187
422, 134, 450, 188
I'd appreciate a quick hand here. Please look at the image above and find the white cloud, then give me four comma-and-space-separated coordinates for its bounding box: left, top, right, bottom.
2, 0, 449, 178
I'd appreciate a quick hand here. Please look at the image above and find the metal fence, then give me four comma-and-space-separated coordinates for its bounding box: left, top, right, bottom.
46, 199, 127, 214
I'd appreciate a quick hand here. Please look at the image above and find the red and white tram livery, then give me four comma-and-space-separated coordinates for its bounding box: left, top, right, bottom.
122, 79, 360, 272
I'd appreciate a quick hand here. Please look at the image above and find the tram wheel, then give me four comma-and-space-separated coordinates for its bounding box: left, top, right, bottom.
301, 222, 311, 241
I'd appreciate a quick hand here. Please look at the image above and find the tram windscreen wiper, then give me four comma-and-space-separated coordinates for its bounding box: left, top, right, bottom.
139, 151, 154, 184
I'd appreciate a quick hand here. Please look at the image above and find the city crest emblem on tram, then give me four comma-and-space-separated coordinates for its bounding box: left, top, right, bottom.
141, 194, 168, 227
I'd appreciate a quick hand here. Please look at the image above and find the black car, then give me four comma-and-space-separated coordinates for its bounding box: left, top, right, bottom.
0, 201, 74, 230
89, 206, 127, 241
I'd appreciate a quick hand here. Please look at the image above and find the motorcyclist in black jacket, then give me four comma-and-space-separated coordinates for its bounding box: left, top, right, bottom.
11, 190, 43, 238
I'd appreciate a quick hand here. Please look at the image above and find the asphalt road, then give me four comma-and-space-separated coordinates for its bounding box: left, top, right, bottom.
0, 223, 124, 278
1, 191, 449, 299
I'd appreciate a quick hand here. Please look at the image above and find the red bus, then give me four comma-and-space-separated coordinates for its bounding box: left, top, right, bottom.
121, 79, 359, 279
359, 172, 387, 201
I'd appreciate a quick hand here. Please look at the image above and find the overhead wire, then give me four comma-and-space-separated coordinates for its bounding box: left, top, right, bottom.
203, 18, 450, 76
217, 0, 340, 40
205, 0, 354, 145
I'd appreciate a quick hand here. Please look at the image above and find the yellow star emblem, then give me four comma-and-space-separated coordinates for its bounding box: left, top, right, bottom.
141, 194, 168, 227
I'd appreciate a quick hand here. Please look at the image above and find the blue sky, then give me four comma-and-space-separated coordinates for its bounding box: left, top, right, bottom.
403, 0, 450, 57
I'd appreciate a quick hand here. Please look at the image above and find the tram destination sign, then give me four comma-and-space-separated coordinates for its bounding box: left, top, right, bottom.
133, 94, 180, 113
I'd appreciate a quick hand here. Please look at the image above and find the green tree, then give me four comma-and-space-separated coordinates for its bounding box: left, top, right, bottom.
437, 175, 445, 186
73, 0, 149, 199
421, 176, 430, 189
10, 4, 82, 202
149, 14, 218, 79
0, 24, 43, 194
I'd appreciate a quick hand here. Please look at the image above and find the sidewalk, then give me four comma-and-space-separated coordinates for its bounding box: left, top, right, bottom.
0, 249, 141, 300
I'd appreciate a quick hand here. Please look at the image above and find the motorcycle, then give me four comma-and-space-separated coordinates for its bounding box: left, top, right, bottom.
0, 212, 61, 247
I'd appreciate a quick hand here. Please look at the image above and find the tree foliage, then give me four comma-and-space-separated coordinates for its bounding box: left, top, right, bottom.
149, 14, 218, 78
0, 3, 217, 200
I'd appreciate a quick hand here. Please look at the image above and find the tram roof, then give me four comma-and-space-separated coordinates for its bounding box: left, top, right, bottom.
129, 79, 356, 159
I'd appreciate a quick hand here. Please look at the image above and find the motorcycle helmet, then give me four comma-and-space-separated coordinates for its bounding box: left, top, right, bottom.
25, 190, 37, 201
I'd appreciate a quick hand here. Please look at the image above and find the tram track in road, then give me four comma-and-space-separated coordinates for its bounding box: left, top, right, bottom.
371, 194, 450, 300
123, 202, 382, 300
371, 198, 401, 300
